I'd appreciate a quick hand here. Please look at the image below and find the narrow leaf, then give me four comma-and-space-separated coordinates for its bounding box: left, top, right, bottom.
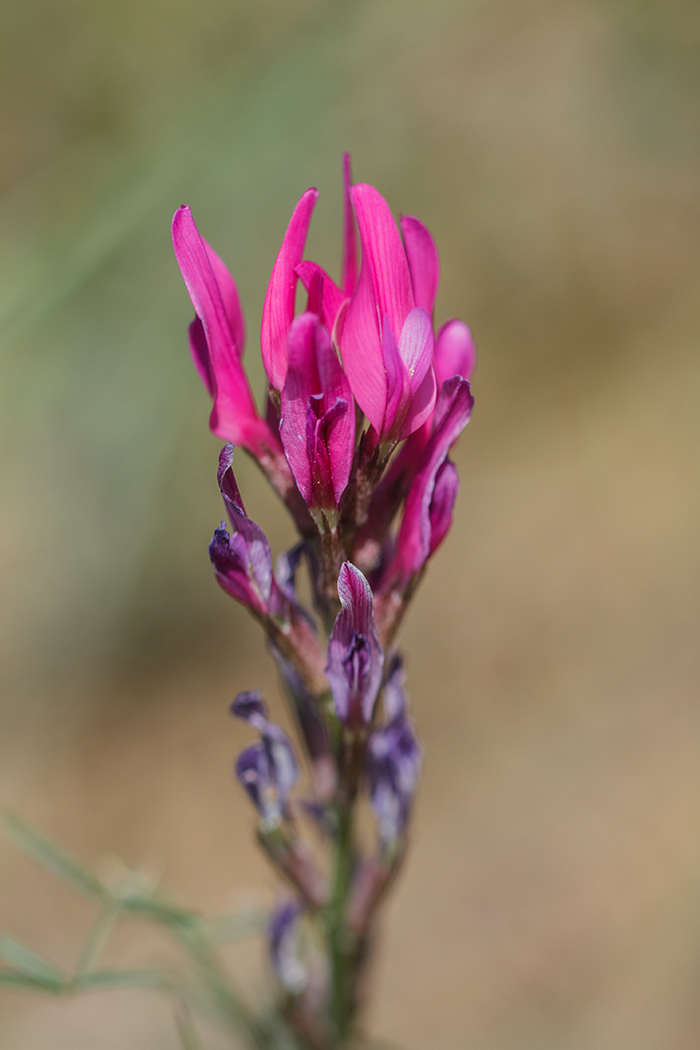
5, 813, 105, 899
0, 933, 64, 984
73, 967, 176, 993
0, 969, 64, 992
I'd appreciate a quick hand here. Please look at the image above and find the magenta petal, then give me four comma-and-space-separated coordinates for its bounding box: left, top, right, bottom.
434, 319, 476, 386
400, 215, 440, 315
342, 183, 415, 433
341, 153, 358, 296
261, 188, 319, 391
203, 240, 245, 357
326, 563, 384, 726
296, 260, 345, 334
390, 377, 473, 582
280, 314, 355, 510
172, 206, 270, 450
350, 184, 414, 336
341, 258, 386, 432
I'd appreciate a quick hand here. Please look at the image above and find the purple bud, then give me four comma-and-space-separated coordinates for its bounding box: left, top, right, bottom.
280, 313, 355, 519
366, 656, 422, 848
232, 691, 299, 826
326, 563, 384, 726
210, 445, 274, 615
269, 899, 306, 994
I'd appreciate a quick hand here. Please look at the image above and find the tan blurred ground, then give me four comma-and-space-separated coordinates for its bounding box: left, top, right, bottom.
1, 1, 700, 1047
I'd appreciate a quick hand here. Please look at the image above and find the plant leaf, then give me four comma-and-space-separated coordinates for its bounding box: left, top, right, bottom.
0, 968, 64, 992
5, 813, 106, 900
73, 968, 177, 992
0, 933, 64, 984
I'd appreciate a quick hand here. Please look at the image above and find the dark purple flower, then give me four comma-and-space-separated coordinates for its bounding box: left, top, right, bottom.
387, 376, 474, 586
269, 898, 306, 994
208, 444, 274, 616
279, 312, 355, 526
325, 563, 384, 726
232, 691, 299, 828
366, 656, 422, 849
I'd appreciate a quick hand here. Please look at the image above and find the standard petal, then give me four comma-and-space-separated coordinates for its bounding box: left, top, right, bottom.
350, 184, 414, 338
261, 188, 319, 391
434, 319, 476, 387
342, 183, 415, 433
400, 215, 440, 315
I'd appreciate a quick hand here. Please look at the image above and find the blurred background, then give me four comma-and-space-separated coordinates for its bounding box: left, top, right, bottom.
1, 0, 700, 1046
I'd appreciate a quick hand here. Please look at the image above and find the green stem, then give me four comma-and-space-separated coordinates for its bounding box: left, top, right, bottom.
327, 804, 356, 1046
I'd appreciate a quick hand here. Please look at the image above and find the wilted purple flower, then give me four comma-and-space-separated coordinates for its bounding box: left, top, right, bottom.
366, 656, 422, 849
171, 206, 280, 458
232, 691, 299, 828
326, 563, 384, 726
279, 312, 355, 527
209, 444, 275, 616
341, 184, 437, 445
269, 898, 307, 995
387, 376, 474, 586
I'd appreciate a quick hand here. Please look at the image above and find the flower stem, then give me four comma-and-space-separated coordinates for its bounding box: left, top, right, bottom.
327, 803, 356, 1046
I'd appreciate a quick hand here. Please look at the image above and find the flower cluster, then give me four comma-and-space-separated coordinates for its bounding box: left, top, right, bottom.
173, 156, 474, 1046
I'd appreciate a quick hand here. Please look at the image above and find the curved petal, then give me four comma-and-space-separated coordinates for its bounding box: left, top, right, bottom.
401, 215, 440, 315
261, 188, 319, 391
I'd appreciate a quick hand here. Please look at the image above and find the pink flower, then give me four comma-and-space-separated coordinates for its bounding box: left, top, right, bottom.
172, 206, 280, 458
341, 185, 438, 445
